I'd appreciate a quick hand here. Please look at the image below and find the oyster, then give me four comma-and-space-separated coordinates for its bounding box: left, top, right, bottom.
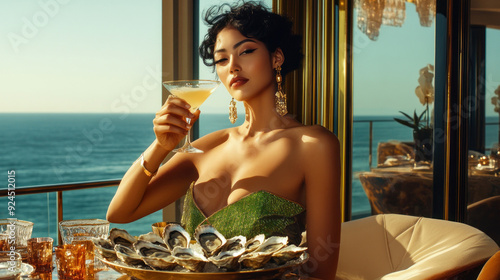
142, 251, 177, 270
115, 244, 146, 267
238, 251, 271, 269
238, 236, 288, 269
256, 236, 288, 254
194, 225, 226, 257
163, 223, 191, 250
92, 237, 117, 261
189, 241, 206, 256
138, 232, 167, 248
219, 235, 246, 253
133, 240, 170, 258
209, 246, 245, 271
245, 234, 265, 253
109, 228, 136, 248
172, 247, 208, 272
271, 244, 307, 265
208, 236, 246, 271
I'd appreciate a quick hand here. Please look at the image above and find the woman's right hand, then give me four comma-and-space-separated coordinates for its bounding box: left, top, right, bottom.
153, 96, 200, 151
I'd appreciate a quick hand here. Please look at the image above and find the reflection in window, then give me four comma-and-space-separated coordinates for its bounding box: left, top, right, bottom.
352, 0, 435, 218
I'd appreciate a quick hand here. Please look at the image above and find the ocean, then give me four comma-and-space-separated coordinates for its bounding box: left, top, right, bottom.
1, 113, 498, 243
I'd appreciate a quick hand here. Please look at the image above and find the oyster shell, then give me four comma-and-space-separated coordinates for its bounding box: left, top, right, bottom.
138, 232, 167, 248
194, 225, 226, 257
133, 240, 170, 258
238, 236, 288, 269
219, 235, 246, 253
271, 244, 307, 265
245, 234, 265, 253
208, 236, 246, 271
115, 244, 146, 267
109, 228, 136, 248
256, 236, 288, 254
209, 246, 245, 271
172, 247, 208, 272
92, 237, 117, 261
163, 223, 191, 251
142, 251, 177, 270
189, 241, 206, 256
238, 251, 272, 269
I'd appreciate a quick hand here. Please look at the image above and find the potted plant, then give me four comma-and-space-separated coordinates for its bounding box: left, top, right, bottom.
395, 64, 434, 163
394, 109, 432, 162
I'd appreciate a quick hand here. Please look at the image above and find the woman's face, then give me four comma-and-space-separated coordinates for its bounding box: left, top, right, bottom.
214, 27, 279, 102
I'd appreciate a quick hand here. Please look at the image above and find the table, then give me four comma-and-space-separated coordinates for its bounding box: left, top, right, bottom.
23, 267, 128, 280
22, 256, 129, 280
358, 166, 500, 245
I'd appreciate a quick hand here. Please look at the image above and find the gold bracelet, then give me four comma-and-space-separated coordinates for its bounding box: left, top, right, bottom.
140, 153, 157, 177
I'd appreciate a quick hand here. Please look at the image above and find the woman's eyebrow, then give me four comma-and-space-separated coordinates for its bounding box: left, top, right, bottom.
214, 38, 257, 54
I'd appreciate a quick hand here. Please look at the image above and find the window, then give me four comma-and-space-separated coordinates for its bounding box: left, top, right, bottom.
351, 0, 436, 218
0, 0, 162, 240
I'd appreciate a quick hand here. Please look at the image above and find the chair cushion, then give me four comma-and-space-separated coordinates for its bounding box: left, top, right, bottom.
336, 214, 499, 280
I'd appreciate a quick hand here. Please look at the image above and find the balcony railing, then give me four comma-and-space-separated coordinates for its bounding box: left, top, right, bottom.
0, 179, 120, 244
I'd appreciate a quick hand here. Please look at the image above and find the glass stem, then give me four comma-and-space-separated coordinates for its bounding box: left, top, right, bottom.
184, 117, 193, 147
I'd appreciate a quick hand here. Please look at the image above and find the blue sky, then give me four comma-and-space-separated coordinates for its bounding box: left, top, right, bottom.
0, 0, 162, 113
1, 0, 499, 116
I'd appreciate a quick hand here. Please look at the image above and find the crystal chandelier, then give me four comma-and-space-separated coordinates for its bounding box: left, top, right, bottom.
356, 0, 385, 41
356, 0, 435, 41
382, 0, 406, 27
414, 0, 436, 27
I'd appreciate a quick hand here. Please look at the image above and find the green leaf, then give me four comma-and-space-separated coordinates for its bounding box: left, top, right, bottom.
394, 118, 416, 129
396, 108, 428, 131
418, 109, 426, 120
398, 111, 413, 121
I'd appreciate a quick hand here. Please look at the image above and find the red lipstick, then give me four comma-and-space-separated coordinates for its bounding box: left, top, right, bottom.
230, 76, 248, 88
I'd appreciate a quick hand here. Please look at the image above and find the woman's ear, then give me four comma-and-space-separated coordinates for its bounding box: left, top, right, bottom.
272, 48, 285, 68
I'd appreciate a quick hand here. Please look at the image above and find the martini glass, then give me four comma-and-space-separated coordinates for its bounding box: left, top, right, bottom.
162, 80, 220, 153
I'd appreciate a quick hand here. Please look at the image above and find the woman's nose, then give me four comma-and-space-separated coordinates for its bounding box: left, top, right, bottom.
229, 57, 240, 73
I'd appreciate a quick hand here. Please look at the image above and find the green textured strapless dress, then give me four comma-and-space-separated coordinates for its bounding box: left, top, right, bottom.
181, 184, 306, 245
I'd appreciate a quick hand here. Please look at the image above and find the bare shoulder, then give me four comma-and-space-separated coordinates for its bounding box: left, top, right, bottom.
293, 125, 340, 154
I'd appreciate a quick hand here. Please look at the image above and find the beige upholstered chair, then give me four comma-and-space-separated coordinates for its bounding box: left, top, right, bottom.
335, 214, 499, 280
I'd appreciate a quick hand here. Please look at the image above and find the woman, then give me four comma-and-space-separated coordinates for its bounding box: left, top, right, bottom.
107, 2, 340, 279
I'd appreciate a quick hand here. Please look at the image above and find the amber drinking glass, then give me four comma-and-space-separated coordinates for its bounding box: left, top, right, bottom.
0, 234, 8, 251
55, 244, 86, 279
0, 219, 33, 259
58, 219, 109, 272
27, 237, 53, 273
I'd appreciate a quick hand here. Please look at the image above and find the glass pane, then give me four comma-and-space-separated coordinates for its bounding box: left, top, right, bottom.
352, 0, 436, 219
196, 0, 272, 136
0, 0, 162, 239
467, 27, 500, 246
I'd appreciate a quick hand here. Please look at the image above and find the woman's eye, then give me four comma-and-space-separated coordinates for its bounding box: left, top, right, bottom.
240, 48, 256, 55
214, 58, 227, 65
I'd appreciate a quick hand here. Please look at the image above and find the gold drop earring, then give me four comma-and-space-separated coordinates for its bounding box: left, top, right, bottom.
229, 98, 237, 124
275, 65, 287, 116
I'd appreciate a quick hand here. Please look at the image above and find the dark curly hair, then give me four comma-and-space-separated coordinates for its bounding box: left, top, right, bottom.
199, 1, 303, 77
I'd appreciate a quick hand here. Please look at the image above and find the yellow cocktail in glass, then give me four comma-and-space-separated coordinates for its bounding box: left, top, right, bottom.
162, 80, 220, 153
